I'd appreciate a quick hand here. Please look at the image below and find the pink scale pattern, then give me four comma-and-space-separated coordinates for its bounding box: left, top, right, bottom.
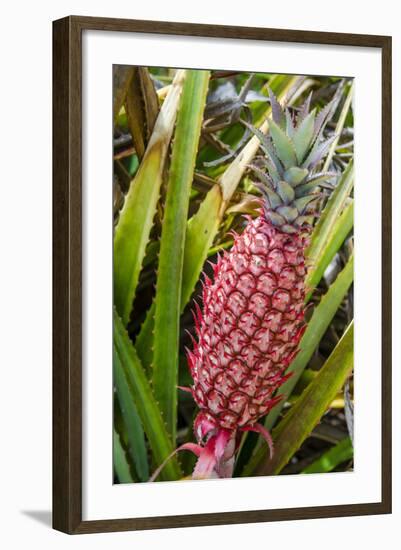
187, 216, 309, 430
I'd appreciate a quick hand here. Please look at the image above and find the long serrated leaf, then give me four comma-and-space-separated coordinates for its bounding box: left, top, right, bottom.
297, 92, 312, 123
304, 135, 336, 170
258, 184, 282, 209
295, 172, 336, 196
306, 161, 354, 273
292, 109, 316, 163
313, 80, 345, 140
268, 118, 298, 170
114, 70, 186, 324
313, 98, 335, 139
114, 347, 149, 481
242, 254, 354, 476
294, 195, 316, 214
139, 203, 219, 374
248, 164, 275, 190
322, 81, 354, 171
285, 110, 295, 138
306, 200, 353, 299
301, 83, 345, 170
302, 436, 353, 474
152, 70, 210, 440
257, 322, 354, 475
113, 309, 182, 481
242, 121, 282, 181
182, 184, 225, 306
138, 67, 160, 139
135, 184, 223, 371
113, 429, 134, 483
294, 180, 325, 198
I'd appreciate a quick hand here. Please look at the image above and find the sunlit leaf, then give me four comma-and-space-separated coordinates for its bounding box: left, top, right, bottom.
114, 70, 186, 324
152, 70, 210, 440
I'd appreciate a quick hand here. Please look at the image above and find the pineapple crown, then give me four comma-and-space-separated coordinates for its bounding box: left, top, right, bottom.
248, 89, 337, 234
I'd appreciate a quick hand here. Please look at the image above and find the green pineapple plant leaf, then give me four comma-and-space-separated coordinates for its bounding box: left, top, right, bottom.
112, 69, 354, 483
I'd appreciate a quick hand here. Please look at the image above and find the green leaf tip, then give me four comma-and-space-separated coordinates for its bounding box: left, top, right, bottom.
268, 118, 298, 170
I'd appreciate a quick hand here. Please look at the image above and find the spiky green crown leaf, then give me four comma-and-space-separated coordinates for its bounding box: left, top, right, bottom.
248, 90, 337, 233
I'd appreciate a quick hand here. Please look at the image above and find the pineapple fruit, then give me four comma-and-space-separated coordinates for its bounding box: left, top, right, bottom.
153, 90, 336, 481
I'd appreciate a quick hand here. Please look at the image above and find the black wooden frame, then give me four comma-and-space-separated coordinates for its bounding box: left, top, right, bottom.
53, 15, 392, 534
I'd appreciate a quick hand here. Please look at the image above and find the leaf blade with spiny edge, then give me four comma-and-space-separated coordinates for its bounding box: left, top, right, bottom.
114, 70, 186, 324
303, 135, 337, 170
125, 67, 159, 160
242, 121, 283, 182
295, 172, 336, 196
135, 184, 223, 371
268, 87, 286, 128
113, 429, 134, 483
114, 309, 182, 481
276, 180, 295, 204
254, 181, 282, 209
322, 81, 354, 172
292, 109, 316, 163
314, 79, 345, 139
114, 346, 149, 481
269, 118, 298, 170
285, 110, 295, 138
152, 70, 210, 441
301, 81, 346, 169
297, 91, 312, 123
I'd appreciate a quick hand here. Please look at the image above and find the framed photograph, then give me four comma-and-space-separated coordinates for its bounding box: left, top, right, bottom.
52, 16, 392, 534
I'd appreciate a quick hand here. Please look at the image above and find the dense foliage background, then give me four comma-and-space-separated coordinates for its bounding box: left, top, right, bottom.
113, 67, 354, 483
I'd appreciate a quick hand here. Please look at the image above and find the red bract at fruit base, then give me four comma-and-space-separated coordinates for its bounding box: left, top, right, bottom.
151, 90, 337, 481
